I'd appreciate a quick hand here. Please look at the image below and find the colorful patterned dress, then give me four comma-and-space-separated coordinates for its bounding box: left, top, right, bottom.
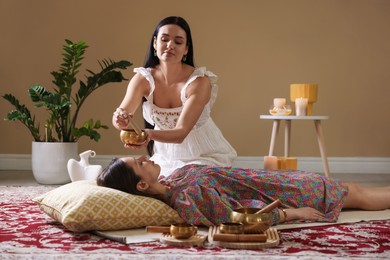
160, 164, 349, 226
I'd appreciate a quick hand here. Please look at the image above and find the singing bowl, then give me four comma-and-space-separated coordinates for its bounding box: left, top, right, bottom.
230, 208, 272, 233
170, 223, 198, 239
120, 129, 147, 145
219, 222, 244, 234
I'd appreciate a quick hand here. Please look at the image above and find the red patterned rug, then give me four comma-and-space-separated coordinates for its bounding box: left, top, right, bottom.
1, 185, 389, 259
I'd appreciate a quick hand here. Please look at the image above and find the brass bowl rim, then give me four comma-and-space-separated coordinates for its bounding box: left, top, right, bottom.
219, 222, 244, 234
120, 128, 147, 135
232, 207, 271, 215
121, 128, 144, 132
120, 129, 147, 145
230, 208, 272, 232
170, 223, 196, 228
170, 223, 197, 239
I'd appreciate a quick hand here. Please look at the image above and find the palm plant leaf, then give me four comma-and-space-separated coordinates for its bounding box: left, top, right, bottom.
2, 93, 41, 141
51, 40, 87, 97
69, 59, 132, 136
77, 59, 131, 102
3, 39, 132, 143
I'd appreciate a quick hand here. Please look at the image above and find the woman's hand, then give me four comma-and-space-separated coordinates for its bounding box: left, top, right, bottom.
113, 107, 132, 130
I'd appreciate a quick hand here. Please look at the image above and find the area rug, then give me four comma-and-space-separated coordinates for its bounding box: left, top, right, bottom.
1, 185, 390, 259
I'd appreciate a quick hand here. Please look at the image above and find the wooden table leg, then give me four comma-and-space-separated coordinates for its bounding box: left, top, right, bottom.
314, 120, 331, 178
269, 120, 280, 156
284, 120, 291, 157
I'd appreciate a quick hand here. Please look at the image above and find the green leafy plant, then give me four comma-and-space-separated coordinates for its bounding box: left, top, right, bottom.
2, 39, 132, 142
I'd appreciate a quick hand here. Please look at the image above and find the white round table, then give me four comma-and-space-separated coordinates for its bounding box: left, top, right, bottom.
259, 115, 331, 177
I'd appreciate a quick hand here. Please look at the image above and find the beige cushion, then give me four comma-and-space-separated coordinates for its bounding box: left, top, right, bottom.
32, 180, 182, 232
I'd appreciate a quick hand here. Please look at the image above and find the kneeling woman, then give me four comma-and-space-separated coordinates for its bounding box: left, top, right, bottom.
97, 156, 390, 226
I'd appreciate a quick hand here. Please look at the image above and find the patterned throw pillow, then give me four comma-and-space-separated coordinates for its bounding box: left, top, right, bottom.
32, 180, 182, 232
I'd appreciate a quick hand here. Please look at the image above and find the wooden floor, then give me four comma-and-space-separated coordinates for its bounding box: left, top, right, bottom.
0, 170, 389, 186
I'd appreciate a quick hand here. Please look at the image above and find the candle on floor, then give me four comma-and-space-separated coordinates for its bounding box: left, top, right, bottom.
264, 156, 278, 170
278, 157, 298, 170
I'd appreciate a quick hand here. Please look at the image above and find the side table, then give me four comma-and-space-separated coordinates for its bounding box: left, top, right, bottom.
259, 115, 331, 178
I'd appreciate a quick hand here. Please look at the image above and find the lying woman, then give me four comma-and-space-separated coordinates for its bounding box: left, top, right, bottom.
97, 155, 390, 226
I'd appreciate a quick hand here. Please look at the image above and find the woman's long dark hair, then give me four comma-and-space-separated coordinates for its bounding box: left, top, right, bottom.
143, 16, 195, 156
96, 158, 158, 199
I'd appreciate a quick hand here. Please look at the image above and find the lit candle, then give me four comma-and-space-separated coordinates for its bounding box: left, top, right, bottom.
273, 98, 286, 108
295, 98, 308, 116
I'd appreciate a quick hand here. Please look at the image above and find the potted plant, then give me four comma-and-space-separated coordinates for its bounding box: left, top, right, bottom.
2, 39, 132, 184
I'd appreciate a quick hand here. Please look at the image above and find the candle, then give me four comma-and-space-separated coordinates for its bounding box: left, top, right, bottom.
263, 156, 278, 170
278, 157, 298, 170
273, 98, 286, 108
295, 97, 308, 116
265, 156, 297, 170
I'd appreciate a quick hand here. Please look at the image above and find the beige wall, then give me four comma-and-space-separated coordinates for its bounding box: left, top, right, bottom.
1, 0, 389, 158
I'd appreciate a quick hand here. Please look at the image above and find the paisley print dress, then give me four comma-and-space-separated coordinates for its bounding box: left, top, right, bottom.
160, 165, 348, 226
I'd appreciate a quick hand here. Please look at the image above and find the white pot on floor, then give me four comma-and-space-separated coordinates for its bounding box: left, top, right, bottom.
32, 142, 78, 185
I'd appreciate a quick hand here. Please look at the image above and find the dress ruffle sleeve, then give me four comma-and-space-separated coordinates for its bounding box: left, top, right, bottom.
133, 67, 155, 99
180, 67, 219, 108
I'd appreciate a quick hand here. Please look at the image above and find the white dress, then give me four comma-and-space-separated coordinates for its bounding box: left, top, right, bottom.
134, 66, 237, 177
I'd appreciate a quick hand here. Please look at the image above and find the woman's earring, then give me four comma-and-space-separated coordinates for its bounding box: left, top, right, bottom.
182, 55, 187, 62
154, 50, 157, 56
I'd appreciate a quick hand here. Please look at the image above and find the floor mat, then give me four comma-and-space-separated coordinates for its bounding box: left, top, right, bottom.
275, 209, 390, 230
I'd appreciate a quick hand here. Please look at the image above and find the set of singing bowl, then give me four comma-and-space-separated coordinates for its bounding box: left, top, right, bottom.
170, 223, 197, 239
120, 129, 148, 145
219, 222, 245, 234
230, 208, 272, 233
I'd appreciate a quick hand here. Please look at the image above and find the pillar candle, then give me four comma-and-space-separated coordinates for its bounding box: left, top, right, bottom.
264, 156, 278, 170
295, 98, 308, 116
278, 157, 298, 170
273, 98, 286, 108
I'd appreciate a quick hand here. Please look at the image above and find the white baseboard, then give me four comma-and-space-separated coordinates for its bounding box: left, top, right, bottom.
232, 156, 390, 174
0, 154, 389, 174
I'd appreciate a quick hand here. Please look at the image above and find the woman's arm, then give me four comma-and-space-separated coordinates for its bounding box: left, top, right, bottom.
112, 73, 150, 131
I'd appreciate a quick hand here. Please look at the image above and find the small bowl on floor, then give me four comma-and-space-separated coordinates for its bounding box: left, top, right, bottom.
170, 223, 198, 239
219, 222, 244, 234
231, 208, 272, 233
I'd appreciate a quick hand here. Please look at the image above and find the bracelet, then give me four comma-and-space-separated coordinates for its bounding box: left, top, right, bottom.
281, 208, 287, 222
114, 107, 132, 118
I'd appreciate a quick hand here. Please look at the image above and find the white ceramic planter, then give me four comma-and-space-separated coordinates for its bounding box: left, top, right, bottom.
32, 142, 78, 185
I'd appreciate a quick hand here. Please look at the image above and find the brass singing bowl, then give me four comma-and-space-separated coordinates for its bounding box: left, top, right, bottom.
170, 223, 197, 239
219, 222, 244, 234
230, 208, 272, 233
120, 129, 148, 145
